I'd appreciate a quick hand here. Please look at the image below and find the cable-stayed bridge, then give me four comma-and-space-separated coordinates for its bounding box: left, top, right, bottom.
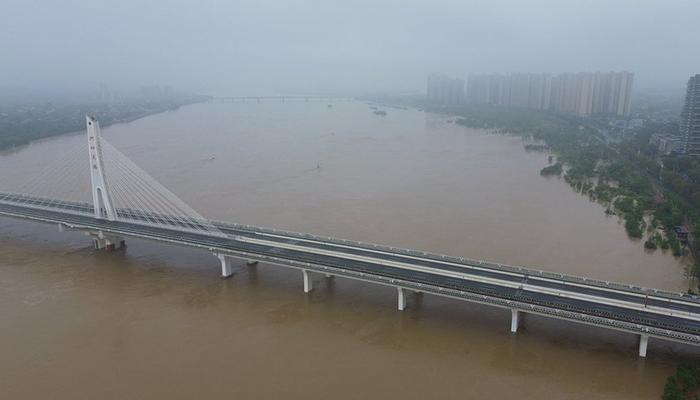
1, 116, 700, 357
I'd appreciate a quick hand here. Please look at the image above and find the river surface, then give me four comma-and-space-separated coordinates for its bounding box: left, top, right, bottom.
0, 100, 696, 399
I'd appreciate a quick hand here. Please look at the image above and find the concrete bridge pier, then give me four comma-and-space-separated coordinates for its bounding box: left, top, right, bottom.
639, 334, 649, 357
216, 254, 234, 278
510, 309, 521, 333
397, 287, 406, 311
103, 237, 126, 251
302, 269, 313, 293
88, 231, 125, 251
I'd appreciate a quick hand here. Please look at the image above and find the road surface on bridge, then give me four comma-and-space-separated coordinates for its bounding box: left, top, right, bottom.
2, 191, 700, 352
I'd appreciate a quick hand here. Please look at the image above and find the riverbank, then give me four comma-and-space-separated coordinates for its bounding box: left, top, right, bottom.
364, 95, 698, 283
0, 94, 209, 150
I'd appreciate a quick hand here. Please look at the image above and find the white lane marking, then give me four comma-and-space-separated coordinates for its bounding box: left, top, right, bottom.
236, 235, 700, 322
244, 229, 700, 310
7, 199, 699, 317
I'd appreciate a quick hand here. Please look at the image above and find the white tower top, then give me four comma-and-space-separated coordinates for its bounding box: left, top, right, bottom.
86, 116, 117, 220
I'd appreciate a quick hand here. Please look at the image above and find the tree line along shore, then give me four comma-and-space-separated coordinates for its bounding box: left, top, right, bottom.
0, 94, 207, 151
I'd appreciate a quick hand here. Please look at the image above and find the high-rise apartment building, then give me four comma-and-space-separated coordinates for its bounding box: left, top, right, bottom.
465, 74, 491, 104
426, 74, 465, 104
550, 73, 595, 116
680, 74, 700, 156
466, 71, 633, 117
467, 73, 552, 110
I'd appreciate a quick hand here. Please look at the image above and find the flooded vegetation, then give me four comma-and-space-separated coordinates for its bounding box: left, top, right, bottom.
372, 99, 699, 280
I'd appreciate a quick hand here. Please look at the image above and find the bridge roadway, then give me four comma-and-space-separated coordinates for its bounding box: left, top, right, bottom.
2, 191, 700, 356
210, 96, 348, 103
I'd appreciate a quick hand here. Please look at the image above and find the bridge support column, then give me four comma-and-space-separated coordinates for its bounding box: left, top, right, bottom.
104, 237, 125, 251
88, 232, 125, 251
217, 254, 233, 278
639, 334, 649, 357
303, 269, 312, 293
93, 237, 106, 250
397, 287, 406, 311
510, 309, 521, 333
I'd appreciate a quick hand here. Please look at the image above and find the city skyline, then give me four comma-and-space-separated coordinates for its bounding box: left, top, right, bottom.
431, 71, 635, 117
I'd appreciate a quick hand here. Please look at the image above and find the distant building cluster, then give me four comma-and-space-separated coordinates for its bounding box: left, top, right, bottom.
679, 74, 700, 156
426, 71, 700, 158
426, 74, 464, 104
465, 72, 634, 117
466, 73, 552, 111
650, 134, 682, 156
652, 74, 700, 157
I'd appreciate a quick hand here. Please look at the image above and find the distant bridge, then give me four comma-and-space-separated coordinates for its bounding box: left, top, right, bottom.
209, 95, 351, 103
1, 116, 700, 358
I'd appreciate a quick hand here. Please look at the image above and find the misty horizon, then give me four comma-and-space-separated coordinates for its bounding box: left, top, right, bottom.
2, 0, 699, 96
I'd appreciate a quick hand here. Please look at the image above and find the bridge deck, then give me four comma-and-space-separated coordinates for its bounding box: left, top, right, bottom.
2, 192, 700, 346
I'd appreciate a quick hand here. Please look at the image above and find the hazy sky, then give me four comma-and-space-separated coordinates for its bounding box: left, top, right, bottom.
2, 0, 699, 95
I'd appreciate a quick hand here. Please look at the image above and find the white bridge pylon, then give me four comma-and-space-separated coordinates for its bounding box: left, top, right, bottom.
86, 116, 117, 220
82, 116, 224, 237
0, 116, 225, 237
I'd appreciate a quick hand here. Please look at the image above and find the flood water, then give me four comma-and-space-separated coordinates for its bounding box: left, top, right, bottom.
0, 100, 696, 399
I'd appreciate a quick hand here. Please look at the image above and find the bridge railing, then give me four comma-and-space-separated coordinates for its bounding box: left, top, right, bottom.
0, 192, 94, 216
4, 194, 700, 344
211, 218, 700, 305
2, 191, 698, 306
204, 243, 700, 344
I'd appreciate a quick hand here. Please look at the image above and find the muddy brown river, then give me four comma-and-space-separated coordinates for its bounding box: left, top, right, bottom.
0, 101, 695, 399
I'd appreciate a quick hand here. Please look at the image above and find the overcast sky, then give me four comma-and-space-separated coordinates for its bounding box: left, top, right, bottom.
2, 0, 699, 96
